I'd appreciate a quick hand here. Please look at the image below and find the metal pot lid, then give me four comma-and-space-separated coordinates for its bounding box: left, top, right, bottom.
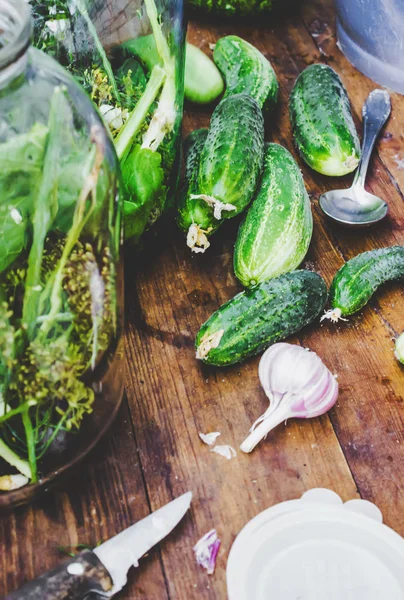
227, 488, 404, 600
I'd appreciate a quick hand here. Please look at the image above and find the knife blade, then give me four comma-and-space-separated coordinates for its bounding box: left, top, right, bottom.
6, 491, 192, 600
94, 491, 192, 595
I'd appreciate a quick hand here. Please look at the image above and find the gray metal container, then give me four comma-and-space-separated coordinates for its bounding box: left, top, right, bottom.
335, 0, 404, 94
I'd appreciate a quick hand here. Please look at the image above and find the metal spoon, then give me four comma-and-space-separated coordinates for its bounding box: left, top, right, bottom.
319, 88, 391, 227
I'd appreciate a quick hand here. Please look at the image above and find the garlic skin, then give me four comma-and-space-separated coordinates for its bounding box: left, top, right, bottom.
210, 445, 237, 460
240, 343, 339, 453
193, 529, 221, 575
199, 432, 221, 446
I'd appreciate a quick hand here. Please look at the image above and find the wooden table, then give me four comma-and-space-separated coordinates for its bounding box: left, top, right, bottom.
2, 0, 404, 597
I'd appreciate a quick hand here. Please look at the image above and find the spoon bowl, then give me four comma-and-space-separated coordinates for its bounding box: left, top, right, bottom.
319, 187, 388, 227
319, 88, 391, 227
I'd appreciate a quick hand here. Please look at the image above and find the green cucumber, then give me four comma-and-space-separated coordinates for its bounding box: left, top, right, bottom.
196, 270, 327, 366
177, 129, 208, 241
122, 35, 161, 72
124, 36, 224, 105
289, 64, 360, 176
213, 35, 278, 113
323, 246, 404, 322
395, 333, 404, 364
187, 0, 280, 16
185, 44, 224, 104
234, 143, 313, 288
177, 93, 264, 253
183, 128, 209, 180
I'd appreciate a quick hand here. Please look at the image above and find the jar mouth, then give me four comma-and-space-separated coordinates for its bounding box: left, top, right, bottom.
0, 0, 32, 70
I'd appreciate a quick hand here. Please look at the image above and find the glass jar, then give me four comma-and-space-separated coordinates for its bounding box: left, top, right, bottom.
0, 0, 124, 507
31, 0, 185, 244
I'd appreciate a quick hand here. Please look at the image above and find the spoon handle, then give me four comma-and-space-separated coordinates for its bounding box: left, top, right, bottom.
353, 89, 391, 189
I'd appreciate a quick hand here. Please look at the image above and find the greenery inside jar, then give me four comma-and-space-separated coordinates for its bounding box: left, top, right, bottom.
31, 0, 185, 244
0, 0, 123, 493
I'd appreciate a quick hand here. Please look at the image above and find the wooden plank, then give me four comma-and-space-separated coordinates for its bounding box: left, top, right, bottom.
0, 401, 169, 600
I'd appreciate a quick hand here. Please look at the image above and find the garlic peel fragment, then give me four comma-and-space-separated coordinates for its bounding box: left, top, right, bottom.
210, 445, 236, 460
199, 431, 221, 446
194, 529, 221, 575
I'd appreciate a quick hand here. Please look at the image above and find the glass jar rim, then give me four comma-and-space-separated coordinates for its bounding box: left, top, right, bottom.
0, 0, 32, 70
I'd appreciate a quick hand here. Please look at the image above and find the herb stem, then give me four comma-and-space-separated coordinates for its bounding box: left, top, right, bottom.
22, 88, 65, 339
0, 438, 31, 479
37, 410, 71, 460
22, 408, 37, 482
115, 65, 165, 161
36, 312, 73, 323
0, 401, 37, 425
39, 128, 105, 337
141, 0, 176, 152
144, 0, 172, 70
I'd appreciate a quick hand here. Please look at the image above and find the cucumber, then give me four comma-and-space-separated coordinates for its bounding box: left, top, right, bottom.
289, 64, 361, 176
213, 36, 278, 113
177, 129, 209, 244
234, 143, 313, 288
187, 0, 280, 16
323, 246, 404, 322
177, 93, 265, 253
124, 36, 224, 105
185, 44, 224, 104
395, 333, 404, 364
196, 270, 327, 366
122, 35, 160, 72
183, 128, 209, 181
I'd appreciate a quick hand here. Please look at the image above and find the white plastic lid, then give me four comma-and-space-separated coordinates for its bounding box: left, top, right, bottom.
227, 489, 404, 599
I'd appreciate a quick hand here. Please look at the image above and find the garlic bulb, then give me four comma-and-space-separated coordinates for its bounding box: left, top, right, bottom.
240, 343, 339, 453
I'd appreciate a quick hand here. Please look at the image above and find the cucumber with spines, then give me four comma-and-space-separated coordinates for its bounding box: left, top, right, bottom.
213, 35, 278, 114
177, 93, 265, 253
183, 129, 209, 181
289, 64, 360, 176
196, 270, 327, 366
323, 246, 404, 322
177, 129, 209, 240
234, 143, 313, 288
187, 0, 283, 17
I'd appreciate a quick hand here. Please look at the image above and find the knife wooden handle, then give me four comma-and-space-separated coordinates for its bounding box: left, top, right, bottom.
5, 550, 114, 600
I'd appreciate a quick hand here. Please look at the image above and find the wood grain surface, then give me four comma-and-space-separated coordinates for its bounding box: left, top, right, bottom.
2, 0, 404, 598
